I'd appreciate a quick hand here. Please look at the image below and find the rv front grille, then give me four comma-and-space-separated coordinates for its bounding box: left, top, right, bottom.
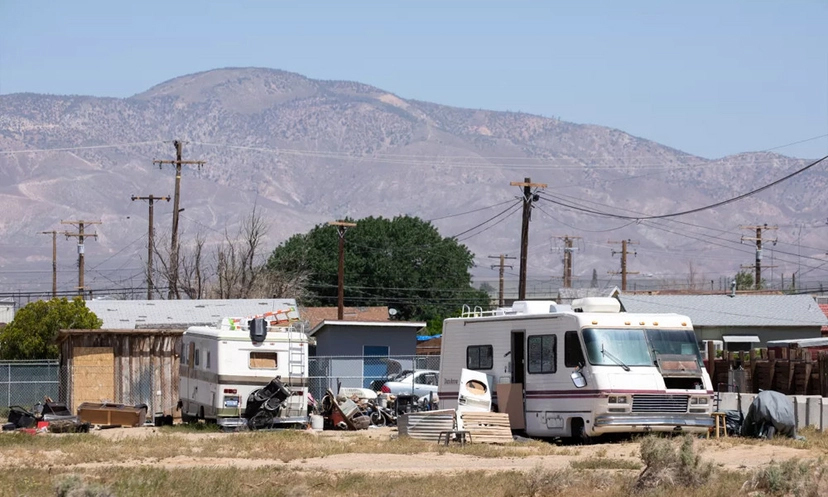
631, 394, 689, 413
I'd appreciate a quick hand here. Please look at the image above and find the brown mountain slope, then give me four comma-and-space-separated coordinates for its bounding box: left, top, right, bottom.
0, 67, 825, 295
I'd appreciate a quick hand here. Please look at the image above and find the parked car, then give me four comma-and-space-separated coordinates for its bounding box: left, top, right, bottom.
379, 369, 439, 398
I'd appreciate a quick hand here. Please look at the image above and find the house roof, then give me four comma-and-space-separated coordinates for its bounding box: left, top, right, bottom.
85, 299, 298, 329
308, 320, 426, 337
299, 306, 389, 330
617, 294, 828, 327
57, 328, 184, 342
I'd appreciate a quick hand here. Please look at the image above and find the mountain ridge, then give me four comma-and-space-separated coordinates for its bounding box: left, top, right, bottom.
1, 67, 825, 295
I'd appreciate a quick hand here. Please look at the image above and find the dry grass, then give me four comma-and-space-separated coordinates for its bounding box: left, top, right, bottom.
570, 457, 642, 470
0, 465, 756, 497
0, 429, 567, 466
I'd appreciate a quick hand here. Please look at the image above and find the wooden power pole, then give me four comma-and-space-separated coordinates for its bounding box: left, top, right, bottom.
740, 224, 778, 290
61, 220, 101, 297
132, 194, 171, 299
555, 235, 581, 288
153, 140, 205, 299
489, 254, 515, 307
510, 178, 546, 300
40, 230, 59, 298
609, 239, 638, 291
329, 221, 357, 320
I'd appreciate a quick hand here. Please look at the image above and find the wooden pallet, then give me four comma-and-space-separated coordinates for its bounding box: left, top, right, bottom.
459, 412, 513, 444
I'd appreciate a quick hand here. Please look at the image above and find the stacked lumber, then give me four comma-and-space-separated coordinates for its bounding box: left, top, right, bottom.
459, 412, 513, 444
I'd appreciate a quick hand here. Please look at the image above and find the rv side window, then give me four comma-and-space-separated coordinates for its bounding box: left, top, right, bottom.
249, 352, 278, 369
527, 335, 556, 374
466, 345, 493, 370
206, 351, 211, 369
564, 331, 585, 368
194, 349, 200, 366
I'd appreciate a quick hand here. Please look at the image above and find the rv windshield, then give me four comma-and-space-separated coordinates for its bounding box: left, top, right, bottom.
645, 329, 703, 366
582, 328, 653, 367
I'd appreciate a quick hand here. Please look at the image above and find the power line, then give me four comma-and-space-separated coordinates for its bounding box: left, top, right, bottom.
0, 141, 167, 155
538, 154, 828, 220
450, 200, 522, 239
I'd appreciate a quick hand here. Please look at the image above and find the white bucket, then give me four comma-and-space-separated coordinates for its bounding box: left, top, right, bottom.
310, 414, 324, 431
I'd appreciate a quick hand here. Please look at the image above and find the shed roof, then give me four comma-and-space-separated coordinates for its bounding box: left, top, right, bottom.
617, 294, 828, 327
308, 320, 426, 337
85, 299, 297, 329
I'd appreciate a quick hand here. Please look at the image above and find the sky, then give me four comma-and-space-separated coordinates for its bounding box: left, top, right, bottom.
1, 1, 827, 160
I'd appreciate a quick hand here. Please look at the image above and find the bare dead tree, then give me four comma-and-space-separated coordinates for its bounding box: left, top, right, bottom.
180, 232, 207, 299
214, 206, 269, 299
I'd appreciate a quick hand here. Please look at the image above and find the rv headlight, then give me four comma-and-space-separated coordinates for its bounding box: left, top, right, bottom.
608, 396, 617, 404
617, 396, 627, 404
690, 397, 709, 405
608, 396, 627, 404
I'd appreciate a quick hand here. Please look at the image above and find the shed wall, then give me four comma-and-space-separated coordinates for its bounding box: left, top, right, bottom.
314, 326, 418, 356
60, 332, 182, 416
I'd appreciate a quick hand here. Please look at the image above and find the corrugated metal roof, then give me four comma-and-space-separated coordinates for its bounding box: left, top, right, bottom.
85, 299, 298, 329
617, 294, 828, 327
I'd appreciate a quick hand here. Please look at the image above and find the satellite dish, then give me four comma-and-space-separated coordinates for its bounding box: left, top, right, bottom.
388, 308, 398, 317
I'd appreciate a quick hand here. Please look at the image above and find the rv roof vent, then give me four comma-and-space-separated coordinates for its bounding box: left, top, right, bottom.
511, 300, 557, 315
571, 297, 620, 313
249, 317, 267, 343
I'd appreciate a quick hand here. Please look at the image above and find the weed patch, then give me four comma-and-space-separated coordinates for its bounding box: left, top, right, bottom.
635, 435, 714, 492
571, 457, 642, 470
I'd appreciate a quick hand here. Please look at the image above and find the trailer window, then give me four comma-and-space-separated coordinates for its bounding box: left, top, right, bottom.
564, 331, 585, 368
206, 351, 211, 369
194, 349, 200, 366
249, 352, 278, 369
466, 345, 493, 370
527, 335, 556, 374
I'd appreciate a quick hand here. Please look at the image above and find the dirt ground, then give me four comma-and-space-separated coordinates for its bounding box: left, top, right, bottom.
38, 426, 822, 475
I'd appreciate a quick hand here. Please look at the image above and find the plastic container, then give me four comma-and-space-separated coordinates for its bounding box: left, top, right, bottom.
310, 414, 324, 431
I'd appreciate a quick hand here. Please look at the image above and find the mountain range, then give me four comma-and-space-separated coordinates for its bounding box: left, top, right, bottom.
1, 67, 826, 297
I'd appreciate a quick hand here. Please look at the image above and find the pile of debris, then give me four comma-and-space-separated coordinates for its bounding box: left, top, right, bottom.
3, 401, 90, 434
244, 377, 307, 430
313, 387, 434, 430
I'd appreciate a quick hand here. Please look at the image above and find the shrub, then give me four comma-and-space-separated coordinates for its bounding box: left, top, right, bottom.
744, 459, 826, 497
635, 435, 714, 491
54, 474, 113, 497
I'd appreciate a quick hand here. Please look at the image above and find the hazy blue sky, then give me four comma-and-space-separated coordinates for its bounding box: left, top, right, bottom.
2, 1, 826, 159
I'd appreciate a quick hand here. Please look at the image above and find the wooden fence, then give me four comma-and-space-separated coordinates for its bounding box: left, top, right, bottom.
708, 346, 828, 396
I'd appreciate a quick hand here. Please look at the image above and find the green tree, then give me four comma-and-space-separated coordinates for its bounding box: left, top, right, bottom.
0, 297, 102, 359
266, 215, 489, 333
734, 270, 754, 290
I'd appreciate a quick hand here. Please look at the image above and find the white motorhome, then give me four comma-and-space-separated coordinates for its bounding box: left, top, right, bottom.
178, 305, 310, 428
439, 297, 714, 440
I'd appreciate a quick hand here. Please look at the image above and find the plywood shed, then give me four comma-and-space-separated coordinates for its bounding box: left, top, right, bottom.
57, 329, 183, 416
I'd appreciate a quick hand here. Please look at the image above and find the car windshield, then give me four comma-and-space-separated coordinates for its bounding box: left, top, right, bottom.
582, 328, 653, 367
645, 329, 703, 366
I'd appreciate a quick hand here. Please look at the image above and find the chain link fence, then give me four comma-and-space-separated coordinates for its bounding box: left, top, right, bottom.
308, 355, 441, 401
0, 361, 60, 416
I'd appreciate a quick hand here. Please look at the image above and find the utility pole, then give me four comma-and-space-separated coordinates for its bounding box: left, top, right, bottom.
132, 195, 171, 299
609, 239, 639, 291
554, 235, 581, 288
153, 140, 205, 299
488, 254, 515, 307
329, 221, 357, 320
40, 230, 60, 299
61, 220, 101, 297
740, 224, 777, 290
510, 178, 547, 300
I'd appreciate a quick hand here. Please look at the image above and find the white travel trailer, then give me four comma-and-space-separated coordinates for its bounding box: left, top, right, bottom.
439, 298, 714, 440
178, 305, 310, 428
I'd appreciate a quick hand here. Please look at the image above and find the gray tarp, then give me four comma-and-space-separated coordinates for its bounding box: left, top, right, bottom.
740, 390, 797, 439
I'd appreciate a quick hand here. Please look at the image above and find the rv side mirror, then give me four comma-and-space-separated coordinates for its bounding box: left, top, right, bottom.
249, 318, 267, 343
570, 371, 587, 389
